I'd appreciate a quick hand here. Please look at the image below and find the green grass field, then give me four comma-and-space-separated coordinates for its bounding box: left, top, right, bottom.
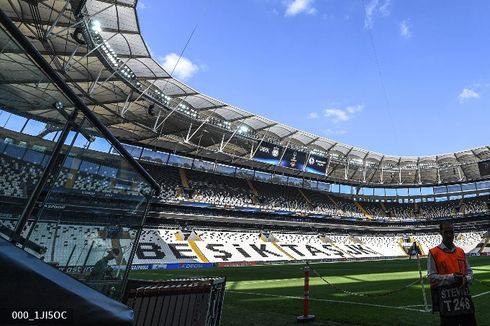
130, 257, 490, 325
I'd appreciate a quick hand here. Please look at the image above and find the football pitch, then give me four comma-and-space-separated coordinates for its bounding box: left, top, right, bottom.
130, 257, 490, 325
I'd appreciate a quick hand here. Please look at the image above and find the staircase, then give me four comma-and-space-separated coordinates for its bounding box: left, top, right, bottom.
298, 188, 313, 209
326, 194, 340, 209
380, 202, 387, 212
178, 168, 190, 188
354, 202, 373, 220
247, 180, 258, 204
459, 199, 465, 215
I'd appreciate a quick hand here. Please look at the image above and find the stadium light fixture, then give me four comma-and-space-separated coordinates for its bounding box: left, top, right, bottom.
53, 101, 64, 111
238, 125, 249, 134
91, 20, 102, 33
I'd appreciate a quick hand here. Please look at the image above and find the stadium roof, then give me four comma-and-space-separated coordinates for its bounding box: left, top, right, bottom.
1, 0, 490, 186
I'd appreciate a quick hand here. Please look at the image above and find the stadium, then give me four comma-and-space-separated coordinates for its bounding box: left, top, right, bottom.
0, 0, 489, 325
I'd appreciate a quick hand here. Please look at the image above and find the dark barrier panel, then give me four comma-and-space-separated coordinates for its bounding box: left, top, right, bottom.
478, 160, 490, 177
0, 237, 133, 325
125, 277, 226, 326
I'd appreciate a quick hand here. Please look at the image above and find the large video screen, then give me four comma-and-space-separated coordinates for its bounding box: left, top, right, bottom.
279, 149, 306, 170
253, 141, 281, 165
304, 154, 328, 175
478, 160, 490, 177
253, 142, 329, 176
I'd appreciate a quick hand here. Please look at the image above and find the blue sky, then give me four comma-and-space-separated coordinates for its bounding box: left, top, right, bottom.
136, 0, 490, 157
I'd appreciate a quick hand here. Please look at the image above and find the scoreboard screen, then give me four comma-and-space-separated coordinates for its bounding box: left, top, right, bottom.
478, 160, 490, 177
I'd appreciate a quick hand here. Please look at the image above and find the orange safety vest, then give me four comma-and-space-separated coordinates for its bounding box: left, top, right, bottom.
429, 246, 467, 276
429, 246, 474, 315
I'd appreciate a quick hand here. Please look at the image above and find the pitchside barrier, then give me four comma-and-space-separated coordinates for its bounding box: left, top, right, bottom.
124, 277, 226, 326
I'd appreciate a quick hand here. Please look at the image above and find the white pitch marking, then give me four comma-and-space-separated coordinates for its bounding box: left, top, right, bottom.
473, 290, 490, 299
227, 278, 302, 285
227, 290, 429, 313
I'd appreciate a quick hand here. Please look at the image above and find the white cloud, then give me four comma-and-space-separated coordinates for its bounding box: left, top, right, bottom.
325, 108, 348, 122
137, 1, 147, 10
285, 0, 317, 17
379, 0, 391, 15
324, 105, 363, 123
458, 88, 480, 103
400, 20, 412, 38
346, 104, 363, 114
159, 53, 199, 81
364, 0, 391, 29
308, 112, 319, 119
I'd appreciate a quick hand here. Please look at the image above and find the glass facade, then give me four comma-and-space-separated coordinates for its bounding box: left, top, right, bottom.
0, 23, 157, 299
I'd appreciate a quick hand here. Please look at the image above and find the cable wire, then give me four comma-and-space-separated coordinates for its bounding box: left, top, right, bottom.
360, 0, 400, 150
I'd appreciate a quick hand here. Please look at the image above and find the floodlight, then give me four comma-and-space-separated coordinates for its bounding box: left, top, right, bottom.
91, 20, 102, 33
238, 125, 249, 134
53, 101, 64, 111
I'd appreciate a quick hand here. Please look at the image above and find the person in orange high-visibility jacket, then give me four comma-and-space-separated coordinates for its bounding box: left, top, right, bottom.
427, 221, 476, 326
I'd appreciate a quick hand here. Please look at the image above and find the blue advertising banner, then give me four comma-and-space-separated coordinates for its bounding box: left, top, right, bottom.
130, 264, 152, 270
151, 264, 168, 270
166, 263, 215, 269
309, 214, 328, 219
182, 202, 215, 208
238, 207, 262, 213
273, 210, 293, 215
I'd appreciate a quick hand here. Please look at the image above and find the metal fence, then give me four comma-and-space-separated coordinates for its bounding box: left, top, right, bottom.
124, 277, 226, 326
